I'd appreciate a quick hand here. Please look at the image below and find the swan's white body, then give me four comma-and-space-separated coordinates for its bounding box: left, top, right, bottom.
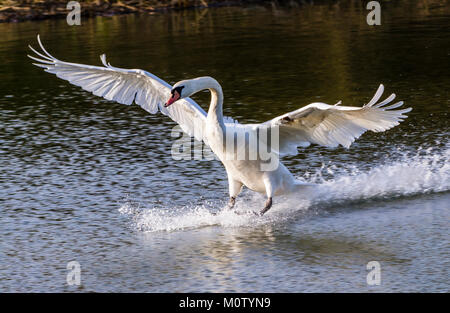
29, 36, 412, 214
190, 77, 302, 199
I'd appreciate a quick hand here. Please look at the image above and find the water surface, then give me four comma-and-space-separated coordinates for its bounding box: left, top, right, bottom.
0, 2, 449, 292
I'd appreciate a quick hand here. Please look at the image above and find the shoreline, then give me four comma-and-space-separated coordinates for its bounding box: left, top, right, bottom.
0, 0, 268, 23
1, 0, 446, 24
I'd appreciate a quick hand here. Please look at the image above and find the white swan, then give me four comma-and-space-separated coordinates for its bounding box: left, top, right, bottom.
28, 35, 412, 215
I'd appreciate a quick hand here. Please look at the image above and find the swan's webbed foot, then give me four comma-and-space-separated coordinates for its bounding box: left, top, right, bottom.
211, 197, 236, 215
227, 196, 236, 210
258, 197, 272, 216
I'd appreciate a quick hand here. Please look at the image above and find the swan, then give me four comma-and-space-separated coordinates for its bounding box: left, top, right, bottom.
28, 35, 412, 215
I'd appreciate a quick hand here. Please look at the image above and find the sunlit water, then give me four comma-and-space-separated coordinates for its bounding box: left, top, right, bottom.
0, 2, 449, 292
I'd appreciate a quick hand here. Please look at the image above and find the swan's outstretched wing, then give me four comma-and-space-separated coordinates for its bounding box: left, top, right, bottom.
263, 84, 412, 155
28, 35, 207, 142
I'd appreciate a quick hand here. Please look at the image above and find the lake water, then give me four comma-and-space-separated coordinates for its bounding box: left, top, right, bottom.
0, 2, 449, 292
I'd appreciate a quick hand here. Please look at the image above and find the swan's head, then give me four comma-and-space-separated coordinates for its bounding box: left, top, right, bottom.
164, 80, 193, 107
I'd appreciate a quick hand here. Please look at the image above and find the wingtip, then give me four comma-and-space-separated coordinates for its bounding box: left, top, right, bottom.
366, 83, 385, 107
35, 34, 57, 60
404, 107, 413, 113
27, 44, 36, 54
37, 34, 43, 48
100, 54, 111, 68
100, 53, 106, 63
31, 62, 50, 69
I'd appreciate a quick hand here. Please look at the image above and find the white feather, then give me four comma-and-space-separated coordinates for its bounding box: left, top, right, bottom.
28, 35, 208, 142
264, 84, 411, 153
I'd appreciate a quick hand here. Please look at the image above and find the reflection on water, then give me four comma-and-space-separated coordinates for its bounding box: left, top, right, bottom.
0, 2, 449, 292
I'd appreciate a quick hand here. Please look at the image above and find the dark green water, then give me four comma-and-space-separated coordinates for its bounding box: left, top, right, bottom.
0, 2, 449, 292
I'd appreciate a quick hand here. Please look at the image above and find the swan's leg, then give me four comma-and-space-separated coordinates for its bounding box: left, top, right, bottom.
259, 177, 274, 216
228, 196, 236, 209
259, 197, 273, 216
227, 178, 243, 210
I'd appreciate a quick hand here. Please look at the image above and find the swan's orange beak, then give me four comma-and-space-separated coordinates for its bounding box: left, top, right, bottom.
164, 91, 180, 107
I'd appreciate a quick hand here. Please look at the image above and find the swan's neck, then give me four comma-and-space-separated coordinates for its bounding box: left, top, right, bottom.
208, 85, 224, 128
193, 77, 225, 129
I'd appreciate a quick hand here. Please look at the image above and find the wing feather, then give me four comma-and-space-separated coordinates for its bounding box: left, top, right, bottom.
28, 35, 207, 142
264, 84, 412, 155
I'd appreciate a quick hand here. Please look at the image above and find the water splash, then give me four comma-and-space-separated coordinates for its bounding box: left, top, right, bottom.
120, 144, 449, 232
119, 201, 268, 232
312, 144, 449, 203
